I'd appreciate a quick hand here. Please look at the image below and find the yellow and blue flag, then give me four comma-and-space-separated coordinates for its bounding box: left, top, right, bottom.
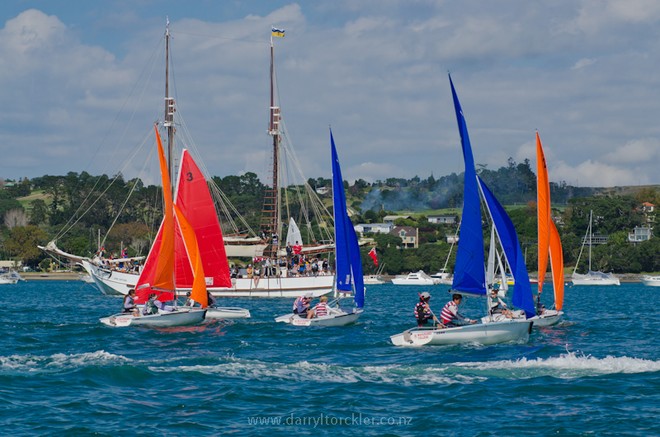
271, 27, 285, 38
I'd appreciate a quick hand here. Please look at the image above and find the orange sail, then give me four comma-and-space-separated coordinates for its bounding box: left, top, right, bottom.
174, 204, 208, 307
536, 131, 564, 311
549, 220, 564, 310
536, 132, 550, 293
135, 125, 176, 303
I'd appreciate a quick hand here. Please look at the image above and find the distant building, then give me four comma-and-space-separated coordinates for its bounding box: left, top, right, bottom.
390, 226, 419, 249
642, 202, 655, 224
628, 225, 653, 243
315, 186, 329, 195
354, 223, 394, 236
428, 215, 456, 225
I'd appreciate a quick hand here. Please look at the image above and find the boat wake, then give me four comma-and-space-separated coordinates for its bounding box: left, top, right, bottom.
151, 351, 660, 384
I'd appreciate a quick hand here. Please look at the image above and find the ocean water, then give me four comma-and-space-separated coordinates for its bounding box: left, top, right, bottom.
0, 281, 658, 436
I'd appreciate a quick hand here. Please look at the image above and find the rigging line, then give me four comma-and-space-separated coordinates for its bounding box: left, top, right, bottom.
172, 30, 267, 46
100, 140, 157, 249
55, 129, 156, 242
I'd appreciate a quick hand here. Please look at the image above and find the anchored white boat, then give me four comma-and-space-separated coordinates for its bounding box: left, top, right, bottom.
641, 275, 660, 287
571, 210, 620, 286
430, 269, 452, 285
391, 271, 438, 285
391, 76, 536, 346
275, 130, 365, 327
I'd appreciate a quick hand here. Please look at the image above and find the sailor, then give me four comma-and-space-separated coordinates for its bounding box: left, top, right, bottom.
308, 295, 329, 319
122, 289, 138, 314
414, 292, 437, 327
292, 292, 313, 317
440, 294, 476, 326
489, 284, 513, 318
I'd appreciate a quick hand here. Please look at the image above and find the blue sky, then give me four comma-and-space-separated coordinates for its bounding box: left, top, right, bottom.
1, 0, 660, 187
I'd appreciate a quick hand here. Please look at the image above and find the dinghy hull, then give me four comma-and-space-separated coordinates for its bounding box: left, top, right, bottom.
390, 319, 532, 346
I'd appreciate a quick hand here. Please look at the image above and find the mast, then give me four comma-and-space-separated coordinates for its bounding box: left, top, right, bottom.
588, 210, 593, 272
260, 35, 281, 258
163, 18, 176, 190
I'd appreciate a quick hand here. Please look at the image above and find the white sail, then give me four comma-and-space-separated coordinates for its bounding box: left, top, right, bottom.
285, 217, 303, 247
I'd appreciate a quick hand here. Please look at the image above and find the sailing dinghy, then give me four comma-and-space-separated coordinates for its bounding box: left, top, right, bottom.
100, 125, 207, 328
529, 133, 564, 327
391, 75, 533, 346
274, 130, 365, 327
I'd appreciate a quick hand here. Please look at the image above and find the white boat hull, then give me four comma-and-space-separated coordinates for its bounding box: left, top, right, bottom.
641, 275, 660, 287
571, 272, 620, 286
99, 308, 207, 328
392, 271, 439, 285
205, 307, 251, 319
0, 276, 18, 285
390, 319, 532, 346
529, 310, 563, 327
275, 309, 363, 327
363, 275, 385, 285
83, 260, 334, 298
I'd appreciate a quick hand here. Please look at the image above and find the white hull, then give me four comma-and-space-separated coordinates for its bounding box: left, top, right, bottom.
99, 308, 206, 327
205, 307, 251, 319
529, 310, 563, 327
363, 275, 385, 285
390, 319, 532, 346
0, 276, 18, 285
275, 309, 363, 327
641, 275, 660, 287
571, 272, 620, 286
83, 260, 334, 298
391, 271, 439, 285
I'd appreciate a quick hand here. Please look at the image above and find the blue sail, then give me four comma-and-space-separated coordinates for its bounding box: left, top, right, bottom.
477, 176, 536, 317
449, 75, 487, 296
331, 130, 364, 308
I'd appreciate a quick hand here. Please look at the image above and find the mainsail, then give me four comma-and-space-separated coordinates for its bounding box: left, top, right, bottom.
537, 132, 564, 310
331, 130, 364, 308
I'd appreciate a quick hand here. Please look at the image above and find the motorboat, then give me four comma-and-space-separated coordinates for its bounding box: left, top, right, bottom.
391, 270, 438, 285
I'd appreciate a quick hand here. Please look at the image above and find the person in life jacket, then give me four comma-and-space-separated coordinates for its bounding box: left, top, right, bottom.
488, 283, 513, 318
414, 292, 437, 327
292, 293, 313, 317
308, 295, 330, 319
122, 289, 138, 315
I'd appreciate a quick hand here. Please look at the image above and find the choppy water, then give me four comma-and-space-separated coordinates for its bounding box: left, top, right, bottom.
0, 281, 658, 436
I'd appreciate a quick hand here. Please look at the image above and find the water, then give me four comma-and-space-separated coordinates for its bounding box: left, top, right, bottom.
1, 281, 658, 436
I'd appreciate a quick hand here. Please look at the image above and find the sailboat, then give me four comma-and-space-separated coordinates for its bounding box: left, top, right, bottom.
100, 23, 248, 326
99, 125, 208, 328
571, 210, 620, 286
529, 132, 564, 327
391, 75, 534, 346
274, 130, 365, 327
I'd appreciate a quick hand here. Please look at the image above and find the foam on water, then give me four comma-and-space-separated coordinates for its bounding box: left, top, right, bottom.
451, 351, 660, 378
0, 350, 130, 373
151, 356, 485, 385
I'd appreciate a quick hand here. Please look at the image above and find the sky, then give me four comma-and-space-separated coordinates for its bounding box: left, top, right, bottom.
1, 0, 660, 188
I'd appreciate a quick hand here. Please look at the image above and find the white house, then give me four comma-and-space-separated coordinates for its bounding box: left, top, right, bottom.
354, 223, 394, 236
628, 225, 653, 243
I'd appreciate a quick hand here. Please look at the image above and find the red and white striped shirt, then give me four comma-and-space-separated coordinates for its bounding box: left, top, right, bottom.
440, 300, 459, 325
314, 302, 328, 317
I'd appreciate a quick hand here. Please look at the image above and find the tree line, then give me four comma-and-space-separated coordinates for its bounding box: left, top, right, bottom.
0, 162, 658, 274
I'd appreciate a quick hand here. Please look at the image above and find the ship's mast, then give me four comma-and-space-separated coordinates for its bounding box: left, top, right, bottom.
260, 36, 281, 258
164, 19, 176, 189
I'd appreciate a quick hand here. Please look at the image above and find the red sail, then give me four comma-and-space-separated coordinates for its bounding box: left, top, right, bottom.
173, 149, 231, 288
